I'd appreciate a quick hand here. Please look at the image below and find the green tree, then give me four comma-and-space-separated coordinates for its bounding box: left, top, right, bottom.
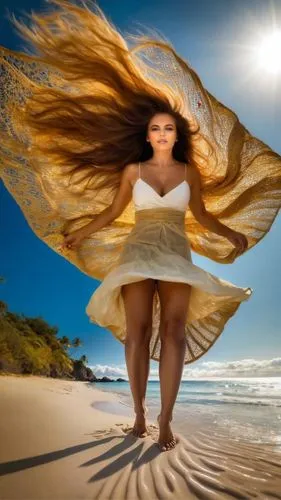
59, 336, 72, 349
72, 337, 82, 348
0, 301, 8, 317
80, 354, 88, 365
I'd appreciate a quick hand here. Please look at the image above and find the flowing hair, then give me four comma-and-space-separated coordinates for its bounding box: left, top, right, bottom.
8, 0, 216, 195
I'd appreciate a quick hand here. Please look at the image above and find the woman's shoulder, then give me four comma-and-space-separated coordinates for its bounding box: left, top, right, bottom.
122, 162, 139, 187
123, 162, 139, 176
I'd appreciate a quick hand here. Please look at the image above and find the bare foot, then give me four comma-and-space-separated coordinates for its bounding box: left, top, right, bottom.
131, 406, 149, 438
157, 413, 177, 451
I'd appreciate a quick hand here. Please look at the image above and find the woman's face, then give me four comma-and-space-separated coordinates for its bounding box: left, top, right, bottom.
146, 113, 177, 151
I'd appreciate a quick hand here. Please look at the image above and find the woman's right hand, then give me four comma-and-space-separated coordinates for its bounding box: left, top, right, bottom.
61, 228, 87, 251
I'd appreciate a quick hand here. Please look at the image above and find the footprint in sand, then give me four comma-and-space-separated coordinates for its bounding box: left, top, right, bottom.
115, 422, 161, 442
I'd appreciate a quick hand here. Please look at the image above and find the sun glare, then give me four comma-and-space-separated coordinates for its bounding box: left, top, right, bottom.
255, 31, 281, 74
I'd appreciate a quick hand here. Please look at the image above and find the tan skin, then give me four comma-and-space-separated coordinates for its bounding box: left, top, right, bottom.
61, 113, 248, 451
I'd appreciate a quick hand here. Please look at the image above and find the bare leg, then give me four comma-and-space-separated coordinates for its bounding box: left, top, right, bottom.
125, 335, 150, 436
121, 279, 156, 437
158, 326, 186, 448
157, 281, 191, 451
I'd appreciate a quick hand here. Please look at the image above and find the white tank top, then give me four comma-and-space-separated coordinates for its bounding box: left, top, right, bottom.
133, 162, 190, 212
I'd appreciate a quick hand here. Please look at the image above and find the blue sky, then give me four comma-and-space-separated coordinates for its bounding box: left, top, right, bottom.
1, 0, 281, 379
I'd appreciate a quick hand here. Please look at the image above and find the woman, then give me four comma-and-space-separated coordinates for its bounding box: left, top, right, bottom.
1, 0, 280, 452
63, 110, 250, 452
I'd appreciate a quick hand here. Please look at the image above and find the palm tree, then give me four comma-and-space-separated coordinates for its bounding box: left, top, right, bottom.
59, 336, 72, 349
80, 354, 88, 365
72, 337, 82, 348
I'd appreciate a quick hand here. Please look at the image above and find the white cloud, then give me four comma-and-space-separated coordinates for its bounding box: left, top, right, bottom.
90, 364, 127, 379
182, 358, 281, 379
90, 357, 281, 380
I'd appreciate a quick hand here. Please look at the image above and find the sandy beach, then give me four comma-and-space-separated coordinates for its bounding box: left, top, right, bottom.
0, 374, 281, 499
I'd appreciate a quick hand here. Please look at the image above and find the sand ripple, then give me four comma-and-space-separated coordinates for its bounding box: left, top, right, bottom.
87, 422, 281, 499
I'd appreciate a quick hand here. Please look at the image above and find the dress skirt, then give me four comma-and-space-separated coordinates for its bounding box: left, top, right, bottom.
86, 207, 253, 365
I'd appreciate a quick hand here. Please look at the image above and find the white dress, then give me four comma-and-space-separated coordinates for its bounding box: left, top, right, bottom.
86, 163, 253, 364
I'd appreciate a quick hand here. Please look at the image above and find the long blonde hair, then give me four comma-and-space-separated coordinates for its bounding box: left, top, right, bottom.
10, 0, 215, 195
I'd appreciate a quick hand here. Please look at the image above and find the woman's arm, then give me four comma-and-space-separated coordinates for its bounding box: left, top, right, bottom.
188, 165, 248, 256
80, 163, 135, 237
61, 163, 135, 249
188, 165, 232, 238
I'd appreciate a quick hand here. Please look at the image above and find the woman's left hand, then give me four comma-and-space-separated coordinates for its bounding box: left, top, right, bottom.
226, 230, 248, 257
60, 228, 87, 251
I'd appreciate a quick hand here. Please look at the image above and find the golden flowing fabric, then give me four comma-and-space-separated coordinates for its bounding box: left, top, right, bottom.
1, 3, 281, 363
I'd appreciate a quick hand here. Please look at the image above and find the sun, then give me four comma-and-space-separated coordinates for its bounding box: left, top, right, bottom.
255, 31, 281, 75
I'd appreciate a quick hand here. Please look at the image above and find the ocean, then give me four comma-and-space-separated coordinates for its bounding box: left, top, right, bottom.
91, 377, 281, 453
